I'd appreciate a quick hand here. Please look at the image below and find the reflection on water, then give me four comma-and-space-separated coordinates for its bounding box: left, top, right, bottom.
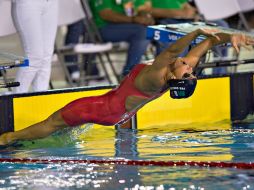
0, 121, 254, 189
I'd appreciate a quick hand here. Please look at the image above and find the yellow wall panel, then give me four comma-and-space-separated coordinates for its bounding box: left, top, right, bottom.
13, 77, 231, 131
137, 77, 231, 128
13, 89, 112, 131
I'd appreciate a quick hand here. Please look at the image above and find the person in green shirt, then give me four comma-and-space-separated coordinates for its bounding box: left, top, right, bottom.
150, 0, 197, 55
89, 0, 154, 76
151, 0, 197, 20
151, 0, 197, 56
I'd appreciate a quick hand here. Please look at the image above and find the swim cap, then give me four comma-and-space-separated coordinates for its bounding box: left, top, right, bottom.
168, 77, 197, 99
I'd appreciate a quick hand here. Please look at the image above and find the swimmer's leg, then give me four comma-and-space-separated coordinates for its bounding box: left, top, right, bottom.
0, 110, 70, 146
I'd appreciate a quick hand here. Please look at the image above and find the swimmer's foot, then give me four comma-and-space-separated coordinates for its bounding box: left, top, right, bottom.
0, 132, 16, 147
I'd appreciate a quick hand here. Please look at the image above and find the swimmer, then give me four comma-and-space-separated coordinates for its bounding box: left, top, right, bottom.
0, 29, 253, 146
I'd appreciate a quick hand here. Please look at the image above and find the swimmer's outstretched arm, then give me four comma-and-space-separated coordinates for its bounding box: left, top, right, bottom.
185, 32, 254, 68
152, 29, 218, 69
0, 110, 68, 146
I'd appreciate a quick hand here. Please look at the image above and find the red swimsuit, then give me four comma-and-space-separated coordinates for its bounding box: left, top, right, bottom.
61, 64, 165, 126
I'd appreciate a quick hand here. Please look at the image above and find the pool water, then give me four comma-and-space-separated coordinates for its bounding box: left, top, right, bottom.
0, 121, 254, 190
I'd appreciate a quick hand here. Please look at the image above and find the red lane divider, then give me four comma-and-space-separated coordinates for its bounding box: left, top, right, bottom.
0, 158, 254, 169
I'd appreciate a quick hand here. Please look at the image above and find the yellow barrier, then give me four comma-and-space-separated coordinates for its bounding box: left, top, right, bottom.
13, 89, 111, 131
13, 77, 231, 131
138, 77, 231, 128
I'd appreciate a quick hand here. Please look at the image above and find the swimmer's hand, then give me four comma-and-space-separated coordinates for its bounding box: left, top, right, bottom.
230, 34, 254, 53
197, 28, 221, 40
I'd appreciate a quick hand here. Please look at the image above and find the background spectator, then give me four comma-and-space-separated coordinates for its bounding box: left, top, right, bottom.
11, 0, 58, 93
89, 0, 154, 76
151, 0, 198, 55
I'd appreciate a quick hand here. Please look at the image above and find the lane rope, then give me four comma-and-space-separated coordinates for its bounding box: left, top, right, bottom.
0, 158, 253, 169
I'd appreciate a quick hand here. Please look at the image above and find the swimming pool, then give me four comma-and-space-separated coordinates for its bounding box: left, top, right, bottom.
0, 121, 254, 190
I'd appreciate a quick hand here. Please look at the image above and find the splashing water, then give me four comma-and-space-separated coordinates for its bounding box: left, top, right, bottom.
20, 123, 94, 149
